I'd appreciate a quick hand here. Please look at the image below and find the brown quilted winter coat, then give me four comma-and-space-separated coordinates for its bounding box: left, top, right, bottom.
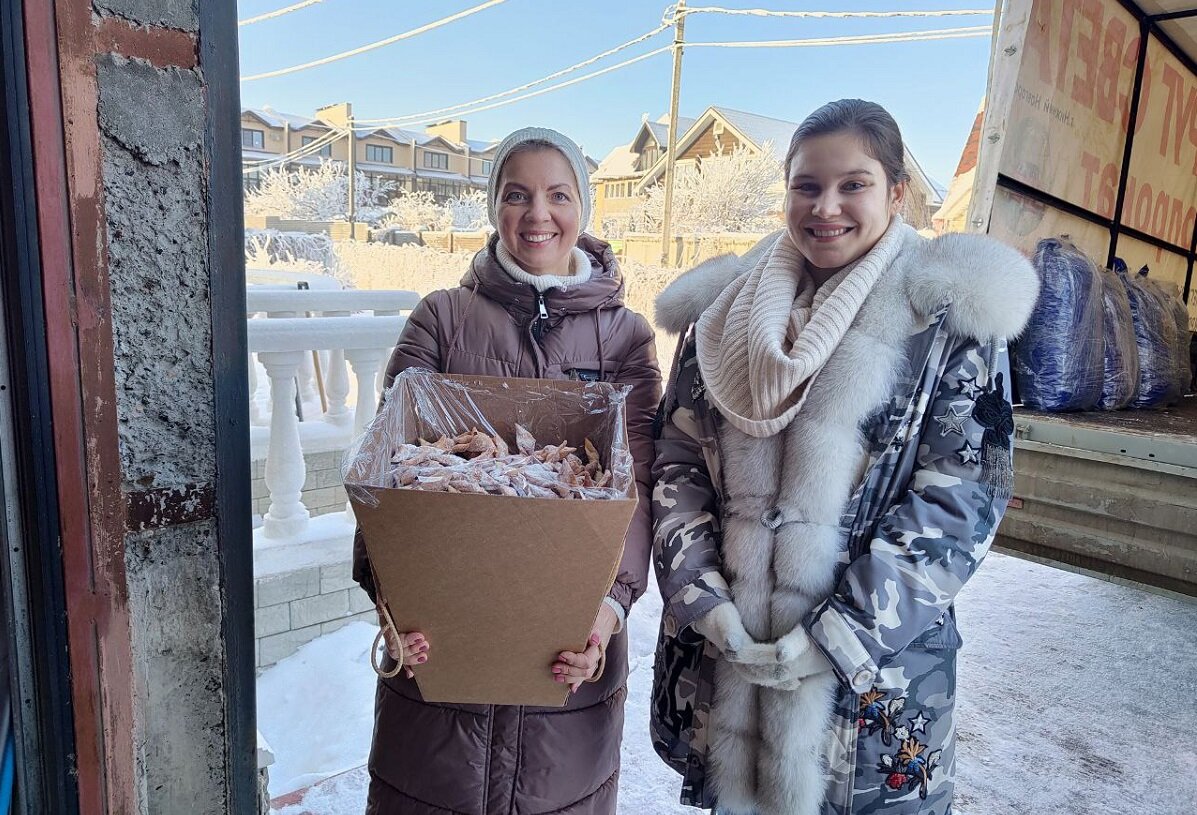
352, 232, 661, 814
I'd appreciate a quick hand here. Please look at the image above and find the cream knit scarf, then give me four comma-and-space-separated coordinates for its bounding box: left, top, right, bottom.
496, 241, 592, 292
695, 217, 907, 438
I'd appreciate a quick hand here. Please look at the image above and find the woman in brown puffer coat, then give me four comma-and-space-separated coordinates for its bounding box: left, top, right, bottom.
352, 127, 661, 814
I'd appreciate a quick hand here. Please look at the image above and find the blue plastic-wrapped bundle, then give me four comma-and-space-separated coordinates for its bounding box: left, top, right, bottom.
1136, 272, 1191, 400
1162, 285, 1192, 396
1119, 263, 1180, 408
1013, 237, 1105, 411
1097, 266, 1139, 410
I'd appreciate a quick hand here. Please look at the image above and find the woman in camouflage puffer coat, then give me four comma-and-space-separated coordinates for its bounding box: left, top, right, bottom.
648, 100, 1039, 815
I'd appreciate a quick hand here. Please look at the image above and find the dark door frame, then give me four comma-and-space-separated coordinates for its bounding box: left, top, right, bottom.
0, 0, 256, 811
200, 2, 260, 811
0, 0, 81, 811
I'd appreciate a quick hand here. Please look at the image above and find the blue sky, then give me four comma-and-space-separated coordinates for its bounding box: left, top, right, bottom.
237, 1, 992, 185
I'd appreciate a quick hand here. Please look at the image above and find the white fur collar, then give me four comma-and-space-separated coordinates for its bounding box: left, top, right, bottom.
655, 229, 1040, 343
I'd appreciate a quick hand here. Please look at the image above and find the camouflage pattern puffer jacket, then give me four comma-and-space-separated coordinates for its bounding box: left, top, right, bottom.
649, 228, 1039, 815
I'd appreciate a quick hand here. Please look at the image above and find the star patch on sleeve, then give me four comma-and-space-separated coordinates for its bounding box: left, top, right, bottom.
956, 377, 982, 399
956, 442, 981, 465
933, 404, 971, 437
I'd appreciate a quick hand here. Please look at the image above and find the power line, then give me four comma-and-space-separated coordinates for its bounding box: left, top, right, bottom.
681, 6, 993, 19
241, 0, 511, 82
243, 126, 344, 165
354, 46, 672, 131
688, 25, 992, 48
350, 22, 988, 131
242, 127, 348, 173
238, 0, 332, 27
353, 24, 671, 126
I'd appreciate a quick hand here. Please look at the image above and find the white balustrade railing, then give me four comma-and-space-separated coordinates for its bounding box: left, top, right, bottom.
247, 287, 420, 542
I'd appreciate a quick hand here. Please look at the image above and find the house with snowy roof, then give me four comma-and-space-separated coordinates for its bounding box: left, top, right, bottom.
932, 101, 984, 235
240, 106, 501, 203
592, 113, 697, 226
593, 106, 945, 231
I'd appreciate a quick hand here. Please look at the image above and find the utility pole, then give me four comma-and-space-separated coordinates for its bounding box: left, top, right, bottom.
347, 111, 357, 231
660, 0, 687, 266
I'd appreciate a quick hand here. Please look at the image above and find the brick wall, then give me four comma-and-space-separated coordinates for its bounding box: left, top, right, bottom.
251, 449, 348, 519
253, 559, 376, 668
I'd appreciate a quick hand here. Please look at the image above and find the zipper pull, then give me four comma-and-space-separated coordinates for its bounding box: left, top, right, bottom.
533, 293, 550, 340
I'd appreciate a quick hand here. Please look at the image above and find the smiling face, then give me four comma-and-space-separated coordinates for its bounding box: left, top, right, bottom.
496, 147, 582, 277
784, 131, 905, 278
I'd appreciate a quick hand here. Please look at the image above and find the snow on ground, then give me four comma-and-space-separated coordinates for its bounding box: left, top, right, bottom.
259, 553, 1197, 814
952, 554, 1197, 815
271, 768, 370, 815
257, 622, 378, 799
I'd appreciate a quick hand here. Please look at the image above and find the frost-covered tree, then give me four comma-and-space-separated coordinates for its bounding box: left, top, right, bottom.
599, 212, 633, 240
628, 144, 783, 234
244, 159, 395, 223
445, 189, 489, 231
378, 190, 452, 232
244, 228, 353, 286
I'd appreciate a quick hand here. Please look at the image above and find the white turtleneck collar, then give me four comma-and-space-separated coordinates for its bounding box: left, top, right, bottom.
495, 241, 593, 292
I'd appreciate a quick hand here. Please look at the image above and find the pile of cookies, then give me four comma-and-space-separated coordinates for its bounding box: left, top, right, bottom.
388, 426, 618, 499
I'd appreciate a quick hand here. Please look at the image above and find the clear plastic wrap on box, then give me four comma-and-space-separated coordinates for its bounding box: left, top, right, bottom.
1119, 263, 1182, 408
1013, 237, 1106, 411
1097, 266, 1139, 410
343, 369, 636, 507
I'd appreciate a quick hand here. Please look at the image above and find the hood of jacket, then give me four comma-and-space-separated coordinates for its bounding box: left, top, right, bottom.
462, 232, 626, 321
655, 228, 1040, 343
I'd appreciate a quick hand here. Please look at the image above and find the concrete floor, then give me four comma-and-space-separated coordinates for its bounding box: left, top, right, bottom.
265, 551, 1197, 815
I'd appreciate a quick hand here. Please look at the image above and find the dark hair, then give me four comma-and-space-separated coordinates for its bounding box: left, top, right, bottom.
784, 99, 910, 187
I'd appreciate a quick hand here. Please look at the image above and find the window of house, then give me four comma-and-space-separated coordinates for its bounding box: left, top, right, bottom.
424, 151, 450, 170
242, 128, 265, 149
243, 169, 262, 192
366, 144, 394, 163
481, 159, 492, 175
301, 135, 332, 158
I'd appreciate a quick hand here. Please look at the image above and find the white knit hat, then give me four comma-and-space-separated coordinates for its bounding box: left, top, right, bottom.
487, 127, 592, 231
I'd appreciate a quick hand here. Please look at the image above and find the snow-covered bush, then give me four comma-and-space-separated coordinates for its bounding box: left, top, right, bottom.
599, 212, 633, 240
628, 144, 783, 234
446, 189, 489, 231
376, 189, 490, 232
246, 229, 333, 269
334, 242, 468, 292
245, 229, 350, 286
378, 190, 452, 232
244, 160, 396, 223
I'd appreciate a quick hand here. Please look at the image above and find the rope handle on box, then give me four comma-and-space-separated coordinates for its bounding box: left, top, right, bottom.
369, 557, 404, 679
371, 599, 405, 679
585, 646, 606, 683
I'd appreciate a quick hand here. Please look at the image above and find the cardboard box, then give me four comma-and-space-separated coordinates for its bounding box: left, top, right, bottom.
346, 373, 637, 707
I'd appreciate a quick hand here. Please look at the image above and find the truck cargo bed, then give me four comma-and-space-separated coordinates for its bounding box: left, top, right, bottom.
996, 398, 1196, 597
1011, 397, 1197, 471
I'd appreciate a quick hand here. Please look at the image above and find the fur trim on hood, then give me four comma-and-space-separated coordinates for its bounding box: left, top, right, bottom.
655, 228, 1040, 343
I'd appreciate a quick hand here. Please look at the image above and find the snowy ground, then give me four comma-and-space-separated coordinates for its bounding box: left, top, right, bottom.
258, 552, 1197, 814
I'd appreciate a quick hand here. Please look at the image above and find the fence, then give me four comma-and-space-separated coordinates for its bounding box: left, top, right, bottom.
620, 231, 770, 268
246, 286, 419, 666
